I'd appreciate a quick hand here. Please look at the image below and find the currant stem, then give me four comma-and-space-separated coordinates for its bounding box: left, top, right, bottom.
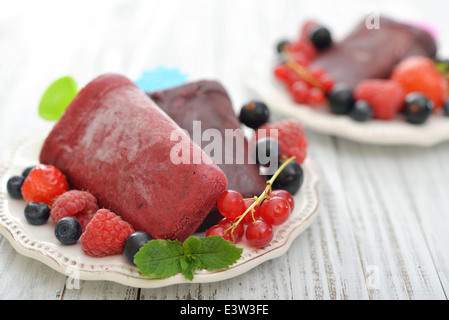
226, 156, 296, 235
283, 50, 323, 89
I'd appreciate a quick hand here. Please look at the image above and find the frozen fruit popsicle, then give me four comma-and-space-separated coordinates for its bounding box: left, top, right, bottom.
311, 16, 437, 89
39, 74, 227, 242
148, 81, 267, 230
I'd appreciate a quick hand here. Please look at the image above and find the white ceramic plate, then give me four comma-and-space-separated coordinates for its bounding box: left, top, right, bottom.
0, 129, 321, 288
246, 52, 449, 147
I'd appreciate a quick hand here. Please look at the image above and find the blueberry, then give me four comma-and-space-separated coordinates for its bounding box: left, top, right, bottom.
123, 231, 153, 264
7, 175, 25, 199
309, 26, 332, 50
328, 83, 355, 115
404, 93, 433, 124
239, 101, 271, 129
54, 217, 82, 245
24, 202, 50, 225
268, 160, 303, 195
22, 166, 36, 178
254, 137, 280, 166
350, 100, 373, 122
276, 39, 289, 54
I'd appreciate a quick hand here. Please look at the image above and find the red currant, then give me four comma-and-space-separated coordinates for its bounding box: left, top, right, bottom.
245, 219, 273, 248
205, 225, 232, 242
217, 190, 245, 219
271, 189, 294, 210
274, 63, 289, 82
260, 196, 291, 226
289, 80, 310, 104
307, 87, 326, 105
217, 218, 244, 244
241, 199, 261, 225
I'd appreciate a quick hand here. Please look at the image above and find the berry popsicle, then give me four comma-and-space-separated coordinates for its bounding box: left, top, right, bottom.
148, 81, 267, 230
40, 74, 227, 242
311, 16, 437, 89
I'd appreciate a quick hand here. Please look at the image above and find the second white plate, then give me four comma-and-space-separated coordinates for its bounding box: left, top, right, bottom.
246, 53, 449, 147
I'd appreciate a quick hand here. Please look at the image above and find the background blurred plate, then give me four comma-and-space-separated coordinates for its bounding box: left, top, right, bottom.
246, 52, 449, 146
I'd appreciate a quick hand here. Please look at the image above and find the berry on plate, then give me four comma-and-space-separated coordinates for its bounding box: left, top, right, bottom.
239, 100, 271, 129
354, 79, 405, 120
6, 175, 25, 199
24, 201, 50, 225
260, 196, 291, 226
390, 56, 447, 109
328, 83, 355, 115
403, 92, 434, 124
50, 190, 98, 230
349, 100, 373, 122
217, 190, 245, 219
254, 119, 308, 164
245, 219, 274, 248
21, 164, 69, 206
268, 160, 304, 195
81, 209, 135, 257
54, 217, 82, 245
123, 231, 153, 264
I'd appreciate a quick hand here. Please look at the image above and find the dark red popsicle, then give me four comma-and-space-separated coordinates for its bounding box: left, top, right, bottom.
39, 74, 227, 241
311, 16, 437, 89
148, 81, 267, 230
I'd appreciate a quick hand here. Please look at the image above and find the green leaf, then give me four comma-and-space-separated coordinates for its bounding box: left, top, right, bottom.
133, 239, 184, 279
134, 236, 243, 280
38, 76, 78, 121
189, 235, 243, 271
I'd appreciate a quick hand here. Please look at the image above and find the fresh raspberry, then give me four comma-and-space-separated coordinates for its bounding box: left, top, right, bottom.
21, 164, 69, 206
81, 209, 135, 257
50, 190, 98, 230
299, 20, 320, 40
255, 119, 308, 164
354, 79, 405, 120
390, 56, 447, 109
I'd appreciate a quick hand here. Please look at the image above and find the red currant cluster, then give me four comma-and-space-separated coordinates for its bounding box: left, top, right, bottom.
273, 21, 335, 106
206, 157, 296, 249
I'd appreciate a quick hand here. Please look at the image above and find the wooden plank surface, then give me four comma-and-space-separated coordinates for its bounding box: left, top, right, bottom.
0, 0, 448, 300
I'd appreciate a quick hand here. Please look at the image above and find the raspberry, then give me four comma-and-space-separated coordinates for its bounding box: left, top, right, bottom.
81, 209, 135, 257
255, 119, 308, 164
50, 190, 98, 230
21, 164, 69, 206
391, 56, 447, 109
354, 79, 405, 120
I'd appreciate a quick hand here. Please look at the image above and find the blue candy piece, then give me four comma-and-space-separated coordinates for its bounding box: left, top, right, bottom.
135, 67, 188, 92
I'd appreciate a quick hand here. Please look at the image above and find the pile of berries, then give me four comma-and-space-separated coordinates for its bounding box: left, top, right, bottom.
274, 20, 449, 125
6, 164, 138, 259
207, 187, 295, 248
274, 20, 335, 106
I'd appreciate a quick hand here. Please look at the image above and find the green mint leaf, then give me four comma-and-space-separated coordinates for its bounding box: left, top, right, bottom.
134, 236, 243, 280
185, 235, 243, 271
180, 255, 200, 281
134, 239, 184, 279
38, 76, 78, 121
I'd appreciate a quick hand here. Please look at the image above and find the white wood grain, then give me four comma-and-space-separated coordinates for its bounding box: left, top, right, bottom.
0, 0, 448, 300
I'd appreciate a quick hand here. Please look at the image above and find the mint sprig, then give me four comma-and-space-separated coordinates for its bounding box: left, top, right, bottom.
134, 236, 243, 280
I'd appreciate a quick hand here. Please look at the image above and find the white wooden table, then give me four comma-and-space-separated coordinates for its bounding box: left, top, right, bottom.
0, 0, 448, 300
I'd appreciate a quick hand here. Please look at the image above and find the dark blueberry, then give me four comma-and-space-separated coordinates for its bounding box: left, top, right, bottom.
254, 137, 280, 166
239, 101, 271, 129
268, 160, 303, 195
123, 231, 153, 264
328, 83, 355, 115
54, 217, 82, 245
276, 39, 289, 54
309, 26, 332, 50
442, 98, 449, 116
6, 175, 25, 199
404, 93, 433, 124
24, 201, 50, 225
350, 100, 373, 122
22, 166, 36, 178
